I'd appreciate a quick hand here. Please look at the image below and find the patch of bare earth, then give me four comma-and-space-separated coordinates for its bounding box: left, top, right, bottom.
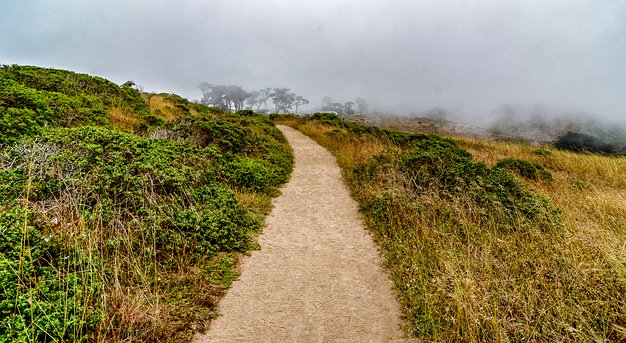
195, 125, 414, 342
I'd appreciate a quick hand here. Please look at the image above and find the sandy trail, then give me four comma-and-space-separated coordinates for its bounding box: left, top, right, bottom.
195, 125, 412, 343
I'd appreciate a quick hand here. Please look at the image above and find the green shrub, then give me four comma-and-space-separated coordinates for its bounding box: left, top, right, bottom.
312, 112, 339, 121
195, 120, 248, 152
234, 109, 255, 116
0, 65, 149, 116
0, 64, 156, 143
532, 147, 551, 156
0, 208, 100, 342
390, 139, 556, 231
0, 107, 44, 145
142, 113, 165, 127
161, 184, 259, 257
225, 158, 274, 193
269, 113, 297, 121
496, 157, 553, 181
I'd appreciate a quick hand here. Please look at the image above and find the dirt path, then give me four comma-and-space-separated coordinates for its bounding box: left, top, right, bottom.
195, 125, 412, 343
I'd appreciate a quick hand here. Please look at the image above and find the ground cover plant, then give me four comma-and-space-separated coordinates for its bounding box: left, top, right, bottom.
277, 113, 626, 342
0, 65, 293, 342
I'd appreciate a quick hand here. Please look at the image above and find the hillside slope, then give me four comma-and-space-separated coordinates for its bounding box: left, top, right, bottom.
277, 113, 626, 342
0, 65, 293, 342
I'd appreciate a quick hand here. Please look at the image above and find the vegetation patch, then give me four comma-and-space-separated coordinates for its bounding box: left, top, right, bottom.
0, 65, 293, 342
495, 157, 553, 181
278, 115, 625, 342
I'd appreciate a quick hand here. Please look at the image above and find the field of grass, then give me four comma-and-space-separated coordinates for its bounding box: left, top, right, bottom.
277, 114, 626, 342
0, 65, 293, 342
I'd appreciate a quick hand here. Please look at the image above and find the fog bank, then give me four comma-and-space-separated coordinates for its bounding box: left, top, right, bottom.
1, 0, 624, 125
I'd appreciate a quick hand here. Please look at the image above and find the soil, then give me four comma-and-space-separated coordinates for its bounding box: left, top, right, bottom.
195, 125, 414, 342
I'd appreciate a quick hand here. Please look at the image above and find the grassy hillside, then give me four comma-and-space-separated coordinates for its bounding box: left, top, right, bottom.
0, 65, 293, 342
277, 113, 626, 342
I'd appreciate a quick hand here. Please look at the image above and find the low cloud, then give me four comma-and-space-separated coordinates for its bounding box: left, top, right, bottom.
1, 0, 624, 125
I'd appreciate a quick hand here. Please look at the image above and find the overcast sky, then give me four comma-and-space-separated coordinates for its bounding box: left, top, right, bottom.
1, 0, 625, 123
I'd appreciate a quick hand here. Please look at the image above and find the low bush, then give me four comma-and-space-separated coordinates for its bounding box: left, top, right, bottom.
234, 109, 255, 116
357, 135, 557, 234
496, 157, 553, 181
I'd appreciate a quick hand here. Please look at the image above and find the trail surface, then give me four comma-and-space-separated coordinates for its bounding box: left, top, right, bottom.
196, 125, 411, 343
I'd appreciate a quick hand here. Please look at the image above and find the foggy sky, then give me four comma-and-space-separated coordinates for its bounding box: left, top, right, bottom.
1, 0, 625, 124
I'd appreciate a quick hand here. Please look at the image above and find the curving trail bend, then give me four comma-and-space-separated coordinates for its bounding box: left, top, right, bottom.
195, 125, 414, 343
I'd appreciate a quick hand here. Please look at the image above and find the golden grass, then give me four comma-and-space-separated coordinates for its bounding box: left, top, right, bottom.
458, 136, 626, 232
279, 118, 626, 342
143, 94, 186, 122
107, 106, 142, 133
298, 122, 393, 169
457, 137, 626, 187
459, 138, 626, 278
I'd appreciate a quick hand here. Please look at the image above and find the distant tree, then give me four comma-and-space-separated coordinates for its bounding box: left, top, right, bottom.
199, 83, 309, 115
214, 85, 231, 111
199, 83, 228, 110
246, 91, 260, 110
293, 96, 309, 114
198, 82, 214, 107
322, 102, 344, 115
320, 97, 356, 115
258, 88, 273, 112
198, 83, 250, 111
271, 88, 296, 113
226, 85, 250, 111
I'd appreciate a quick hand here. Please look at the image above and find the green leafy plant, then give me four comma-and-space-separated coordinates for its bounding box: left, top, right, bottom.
496, 157, 553, 181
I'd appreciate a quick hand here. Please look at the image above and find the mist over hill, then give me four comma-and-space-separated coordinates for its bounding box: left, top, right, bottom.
346, 104, 626, 154
2, 0, 625, 128
489, 108, 626, 145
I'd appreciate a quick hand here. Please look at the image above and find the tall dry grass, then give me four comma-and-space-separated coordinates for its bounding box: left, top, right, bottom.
282, 118, 626, 342
107, 106, 142, 133
458, 138, 626, 339
142, 93, 198, 121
